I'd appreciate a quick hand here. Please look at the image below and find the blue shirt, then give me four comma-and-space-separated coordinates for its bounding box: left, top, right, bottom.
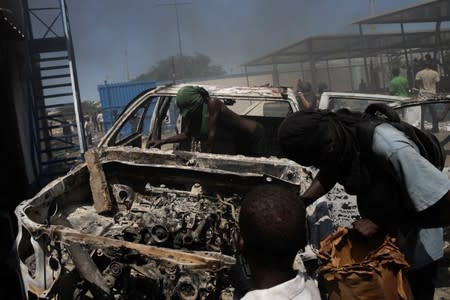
372, 123, 450, 269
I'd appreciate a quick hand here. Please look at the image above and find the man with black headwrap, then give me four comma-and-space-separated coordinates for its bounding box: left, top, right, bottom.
278, 108, 450, 300
150, 85, 265, 155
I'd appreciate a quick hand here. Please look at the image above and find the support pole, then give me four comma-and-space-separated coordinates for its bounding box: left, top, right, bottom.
400, 23, 412, 90
300, 62, 305, 81
387, 53, 392, 73
271, 57, 280, 87
326, 60, 332, 91
244, 65, 250, 87
359, 24, 370, 86
379, 54, 386, 90
436, 20, 446, 76
60, 0, 87, 153
308, 39, 317, 92
347, 49, 354, 92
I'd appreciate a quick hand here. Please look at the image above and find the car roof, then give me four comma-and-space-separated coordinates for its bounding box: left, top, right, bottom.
154, 84, 294, 100
321, 91, 411, 102
390, 96, 450, 109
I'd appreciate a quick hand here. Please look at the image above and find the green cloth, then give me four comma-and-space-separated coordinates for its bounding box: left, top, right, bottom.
176, 86, 204, 117
389, 76, 409, 97
176, 86, 209, 140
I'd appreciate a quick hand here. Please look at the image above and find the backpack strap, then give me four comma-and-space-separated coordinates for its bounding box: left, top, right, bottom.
365, 103, 400, 122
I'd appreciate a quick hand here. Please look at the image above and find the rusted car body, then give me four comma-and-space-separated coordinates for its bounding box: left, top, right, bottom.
15, 85, 312, 300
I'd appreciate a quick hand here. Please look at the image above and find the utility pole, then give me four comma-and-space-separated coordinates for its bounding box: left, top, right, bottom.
369, 0, 376, 32
125, 49, 130, 81
171, 56, 176, 84
369, 0, 375, 15
157, 0, 192, 81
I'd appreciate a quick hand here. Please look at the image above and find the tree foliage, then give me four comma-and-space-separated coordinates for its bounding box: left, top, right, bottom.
59, 100, 100, 122
81, 100, 101, 119
135, 53, 225, 81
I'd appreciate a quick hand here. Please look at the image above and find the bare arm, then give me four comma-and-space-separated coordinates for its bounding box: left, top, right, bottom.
414, 79, 421, 90
204, 100, 220, 152
302, 171, 383, 237
301, 173, 335, 206
150, 132, 190, 148
298, 92, 312, 110
414, 72, 422, 90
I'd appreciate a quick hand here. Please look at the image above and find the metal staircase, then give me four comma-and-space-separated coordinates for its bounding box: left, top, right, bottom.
23, 0, 86, 184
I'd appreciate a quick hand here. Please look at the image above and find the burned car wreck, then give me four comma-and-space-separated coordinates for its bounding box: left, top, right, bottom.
15, 148, 312, 299
17, 83, 450, 299
15, 85, 313, 299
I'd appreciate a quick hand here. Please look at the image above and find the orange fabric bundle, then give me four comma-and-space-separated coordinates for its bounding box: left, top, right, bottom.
318, 227, 414, 300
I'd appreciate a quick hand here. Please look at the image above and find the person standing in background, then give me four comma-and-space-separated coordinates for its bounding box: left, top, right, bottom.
96, 112, 104, 134
415, 60, 440, 98
296, 79, 316, 111
389, 68, 409, 97
415, 60, 441, 131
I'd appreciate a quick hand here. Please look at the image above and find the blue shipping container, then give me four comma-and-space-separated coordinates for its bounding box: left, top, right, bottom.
98, 80, 157, 131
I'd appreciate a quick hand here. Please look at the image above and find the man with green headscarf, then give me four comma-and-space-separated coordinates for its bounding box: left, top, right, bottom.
150, 85, 265, 155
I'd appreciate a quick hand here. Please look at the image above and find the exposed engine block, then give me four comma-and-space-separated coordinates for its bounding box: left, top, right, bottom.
89, 182, 241, 300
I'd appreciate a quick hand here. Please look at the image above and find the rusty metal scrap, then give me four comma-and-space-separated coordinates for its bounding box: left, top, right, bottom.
39, 225, 235, 271
84, 148, 113, 213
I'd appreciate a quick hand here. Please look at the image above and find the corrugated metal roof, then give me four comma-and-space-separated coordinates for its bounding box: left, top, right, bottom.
243, 30, 450, 66
354, 0, 450, 25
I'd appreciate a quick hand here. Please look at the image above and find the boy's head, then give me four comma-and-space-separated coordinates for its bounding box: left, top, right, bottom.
238, 184, 306, 270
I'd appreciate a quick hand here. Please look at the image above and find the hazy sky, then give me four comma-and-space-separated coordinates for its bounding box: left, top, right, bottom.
65, 0, 417, 101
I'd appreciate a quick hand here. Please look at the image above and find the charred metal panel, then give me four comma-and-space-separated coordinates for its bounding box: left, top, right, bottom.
85, 149, 113, 214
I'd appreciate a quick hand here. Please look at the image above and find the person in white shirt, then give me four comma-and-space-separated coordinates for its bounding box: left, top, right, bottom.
415, 60, 441, 131
238, 185, 321, 300
84, 115, 93, 145
96, 112, 104, 133
415, 61, 440, 97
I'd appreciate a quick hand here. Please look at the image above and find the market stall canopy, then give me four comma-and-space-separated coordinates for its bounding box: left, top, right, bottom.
243, 30, 450, 67
354, 0, 450, 25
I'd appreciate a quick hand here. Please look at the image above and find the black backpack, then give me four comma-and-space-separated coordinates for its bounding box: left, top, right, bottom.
365, 103, 445, 171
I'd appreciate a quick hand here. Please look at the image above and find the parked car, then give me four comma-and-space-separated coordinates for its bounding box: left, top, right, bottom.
318, 91, 410, 112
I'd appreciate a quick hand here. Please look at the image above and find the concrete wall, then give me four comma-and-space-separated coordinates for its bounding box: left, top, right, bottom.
188, 66, 362, 93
